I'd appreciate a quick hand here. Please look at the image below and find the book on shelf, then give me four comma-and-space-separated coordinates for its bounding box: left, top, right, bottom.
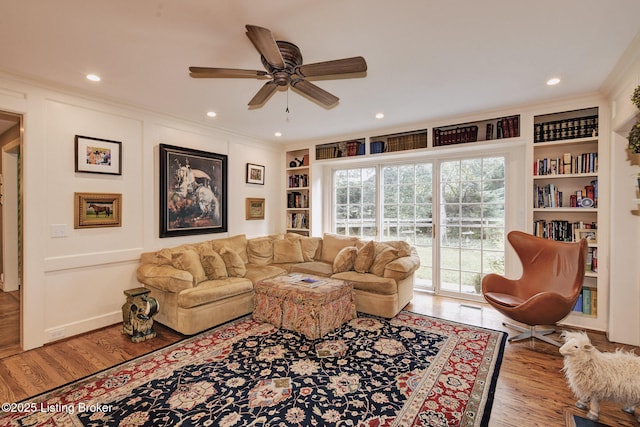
534, 114, 598, 143
532, 220, 597, 242
534, 152, 597, 176
572, 287, 597, 315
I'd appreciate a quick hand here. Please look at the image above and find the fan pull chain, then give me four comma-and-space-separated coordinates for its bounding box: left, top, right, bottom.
285, 90, 290, 121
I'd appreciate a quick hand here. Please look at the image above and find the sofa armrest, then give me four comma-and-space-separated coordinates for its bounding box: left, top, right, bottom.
383, 250, 420, 281
136, 264, 194, 293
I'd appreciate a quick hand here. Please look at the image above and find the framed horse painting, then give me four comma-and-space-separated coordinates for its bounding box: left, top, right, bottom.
74, 192, 122, 228
159, 144, 228, 238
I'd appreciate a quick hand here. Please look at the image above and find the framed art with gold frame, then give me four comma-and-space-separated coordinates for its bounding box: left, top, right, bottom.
74, 192, 122, 228
246, 197, 265, 220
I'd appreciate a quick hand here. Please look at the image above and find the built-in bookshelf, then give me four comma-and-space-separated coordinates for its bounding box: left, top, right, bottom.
531, 106, 604, 330
369, 129, 427, 155
315, 138, 365, 160
433, 114, 520, 147
285, 148, 311, 235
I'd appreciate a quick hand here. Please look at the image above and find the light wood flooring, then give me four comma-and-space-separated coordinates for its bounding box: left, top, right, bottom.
0, 292, 638, 426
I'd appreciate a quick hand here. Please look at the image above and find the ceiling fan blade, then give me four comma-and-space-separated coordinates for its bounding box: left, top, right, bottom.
248, 81, 279, 107
245, 25, 285, 69
291, 79, 339, 107
297, 56, 367, 77
189, 67, 269, 78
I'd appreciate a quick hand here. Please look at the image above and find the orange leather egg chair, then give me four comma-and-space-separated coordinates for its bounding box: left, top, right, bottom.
482, 230, 587, 346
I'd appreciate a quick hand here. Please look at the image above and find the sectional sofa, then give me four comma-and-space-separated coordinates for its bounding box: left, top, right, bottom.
136, 233, 421, 335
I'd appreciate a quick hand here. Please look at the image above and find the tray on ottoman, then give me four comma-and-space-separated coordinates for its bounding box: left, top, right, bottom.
253, 274, 356, 340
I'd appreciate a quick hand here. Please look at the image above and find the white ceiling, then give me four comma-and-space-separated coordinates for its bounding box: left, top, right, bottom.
1, 0, 639, 145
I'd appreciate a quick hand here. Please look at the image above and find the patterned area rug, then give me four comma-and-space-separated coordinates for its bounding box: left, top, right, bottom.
3, 311, 506, 426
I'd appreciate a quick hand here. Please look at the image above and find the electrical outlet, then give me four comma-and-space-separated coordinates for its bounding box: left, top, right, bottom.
50, 224, 68, 238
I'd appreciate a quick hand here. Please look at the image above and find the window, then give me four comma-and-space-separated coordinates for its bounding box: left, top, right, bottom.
333, 167, 377, 238
439, 157, 505, 296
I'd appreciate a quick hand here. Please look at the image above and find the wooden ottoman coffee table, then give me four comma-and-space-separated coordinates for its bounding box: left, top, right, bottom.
253, 274, 356, 340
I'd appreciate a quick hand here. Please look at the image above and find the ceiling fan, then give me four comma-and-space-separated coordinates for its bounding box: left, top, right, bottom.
189, 25, 367, 108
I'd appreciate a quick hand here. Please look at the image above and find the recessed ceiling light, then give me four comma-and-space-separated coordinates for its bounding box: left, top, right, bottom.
375, 113, 385, 119
546, 77, 561, 86
206, 111, 217, 118
274, 132, 282, 137
86, 74, 101, 82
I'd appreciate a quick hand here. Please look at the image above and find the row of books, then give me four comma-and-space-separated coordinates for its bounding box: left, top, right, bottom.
534, 152, 598, 176
287, 212, 308, 230
287, 191, 308, 209
433, 125, 478, 146
385, 133, 427, 152
288, 173, 308, 189
532, 220, 597, 241
533, 180, 597, 208
573, 287, 597, 316
495, 115, 520, 139
316, 141, 365, 160
534, 115, 598, 143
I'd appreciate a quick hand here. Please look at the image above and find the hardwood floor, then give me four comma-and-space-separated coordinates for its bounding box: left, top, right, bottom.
0, 292, 638, 426
0, 290, 20, 359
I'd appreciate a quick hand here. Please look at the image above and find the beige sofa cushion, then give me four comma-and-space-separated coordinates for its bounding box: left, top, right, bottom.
273, 239, 305, 263
200, 249, 228, 280
332, 271, 398, 295
210, 234, 249, 264
333, 246, 357, 273
369, 246, 400, 276
247, 237, 275, 265
171, 249, 207, 285
218, 248, 247, 277
320, 233, 358, 263
178, 277, 254, 309
285, 233, 322, 261
290, 261, 333, 277
354, 240, 376, 273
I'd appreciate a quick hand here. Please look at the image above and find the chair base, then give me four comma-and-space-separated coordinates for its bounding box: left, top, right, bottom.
503, 322, 562, 347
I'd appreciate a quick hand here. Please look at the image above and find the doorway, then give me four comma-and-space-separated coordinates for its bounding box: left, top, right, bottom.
0, 111, 22, 358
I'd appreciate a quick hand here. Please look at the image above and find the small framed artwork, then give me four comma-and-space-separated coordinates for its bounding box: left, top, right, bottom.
74, 192, 122, 228
160, 144, 227, 237
75, 135, 122, 175
575, 228, 597, 244
246, 198, 265, 220
246, 163, 265, 185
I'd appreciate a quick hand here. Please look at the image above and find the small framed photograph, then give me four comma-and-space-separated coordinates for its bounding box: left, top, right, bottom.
74, 192, 122, 228
75, 135, 122, 175
246, 198, 265, 220
575, 228, 597, 244
246, 163, 265, 185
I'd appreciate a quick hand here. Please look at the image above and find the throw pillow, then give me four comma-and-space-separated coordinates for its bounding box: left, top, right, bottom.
273, 239, 305, 263
218, 247, 247, 277
333, 246, 357, 273
369, 247, 400, 276
286, 233, 322, 261
200, 249, 228, 280
320, 233, 358, 263
171, 248, 207, 285
385, 240, 412, 257
247, 237, 275, 265
354, 240, 376, 273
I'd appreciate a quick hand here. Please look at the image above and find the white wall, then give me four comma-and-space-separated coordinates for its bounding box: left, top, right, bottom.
606, 44, 640, 345
0, 73, 281, 350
